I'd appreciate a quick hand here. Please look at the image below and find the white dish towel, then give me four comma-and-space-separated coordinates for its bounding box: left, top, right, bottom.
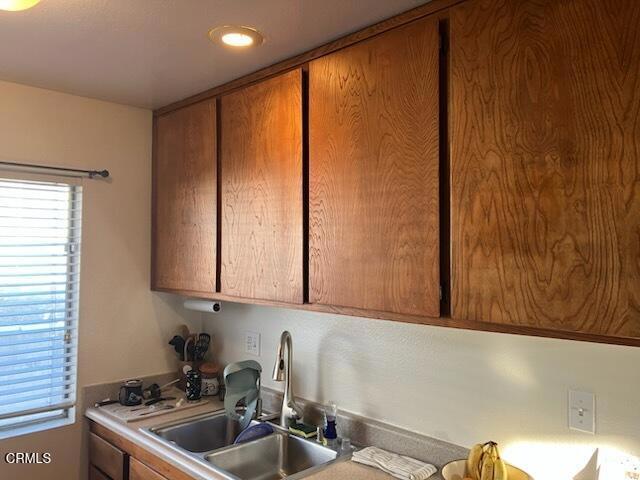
352, 446, 438, 480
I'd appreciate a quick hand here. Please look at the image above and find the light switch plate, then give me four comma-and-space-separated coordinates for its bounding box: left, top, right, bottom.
245, 331, 260, 356
568, 390, 595, 434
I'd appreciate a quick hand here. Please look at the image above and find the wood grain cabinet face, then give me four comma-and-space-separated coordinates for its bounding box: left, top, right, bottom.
450, 0, 640, 339
152, 99, 217, 294
89, 465, 111, 480
130, 457, 168, 480
89, 432, 125, 480
309, 17, 441, 317
220, 69, 304, 303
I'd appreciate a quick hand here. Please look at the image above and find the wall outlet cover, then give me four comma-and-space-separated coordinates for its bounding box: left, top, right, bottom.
569, 389, 595, 434
245, 331, 260, 356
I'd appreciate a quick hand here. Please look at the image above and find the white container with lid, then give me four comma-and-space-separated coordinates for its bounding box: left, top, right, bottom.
200, 362, 220, 396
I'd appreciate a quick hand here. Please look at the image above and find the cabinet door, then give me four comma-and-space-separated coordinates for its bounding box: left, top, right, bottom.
309, 17, 441, 317
152, 99, 217, 294
450, 0, 640, 340
130, 458, 168, 480
89, 465, 111, 480
89, 433, 125, 480
220, 70, 303, 303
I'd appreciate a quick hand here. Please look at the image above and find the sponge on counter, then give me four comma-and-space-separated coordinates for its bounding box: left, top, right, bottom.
289, 421, 317, 439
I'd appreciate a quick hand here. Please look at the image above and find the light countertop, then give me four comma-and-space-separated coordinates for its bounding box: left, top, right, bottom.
306, 461, 395, 479
86, 400, 436, 480
87, 399, 232, 480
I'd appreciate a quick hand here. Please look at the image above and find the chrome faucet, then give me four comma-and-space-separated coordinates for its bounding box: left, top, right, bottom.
272, 331, 303, 427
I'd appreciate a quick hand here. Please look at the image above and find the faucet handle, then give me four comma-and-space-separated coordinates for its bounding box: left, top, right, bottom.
292, 403, 304, 423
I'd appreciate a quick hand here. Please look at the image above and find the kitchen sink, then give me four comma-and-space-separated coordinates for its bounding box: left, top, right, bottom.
140, 331, 343, 478
141, 411, 344, 479
205, 431, 338, 480
147, 411, 248, 453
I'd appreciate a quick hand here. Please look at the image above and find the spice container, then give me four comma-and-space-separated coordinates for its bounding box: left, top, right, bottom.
200, 362, 220, 396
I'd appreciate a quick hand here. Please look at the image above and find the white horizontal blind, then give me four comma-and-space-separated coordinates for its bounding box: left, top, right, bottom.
0, 177, 81, 431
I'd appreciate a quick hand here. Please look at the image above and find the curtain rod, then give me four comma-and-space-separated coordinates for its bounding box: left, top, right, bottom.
0, 161, 109, 179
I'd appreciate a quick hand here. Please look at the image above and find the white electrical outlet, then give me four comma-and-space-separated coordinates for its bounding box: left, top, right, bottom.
245, 331, 260, 356
569, 390, 595, 434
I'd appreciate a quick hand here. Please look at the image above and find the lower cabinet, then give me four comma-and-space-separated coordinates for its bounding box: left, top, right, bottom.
89, 464, 112, 480
89, 422, 180, 480
89, 455, 169, 480
130, 457, 168, 480
89, 432, 125, 480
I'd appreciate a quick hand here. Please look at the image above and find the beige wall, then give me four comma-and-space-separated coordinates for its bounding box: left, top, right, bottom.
204, 302, 640, 480
2, 78, 639, 480
0, 80, 200, 480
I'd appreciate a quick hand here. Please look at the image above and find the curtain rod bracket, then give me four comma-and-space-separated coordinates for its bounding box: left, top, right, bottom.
89, 169, 110, 179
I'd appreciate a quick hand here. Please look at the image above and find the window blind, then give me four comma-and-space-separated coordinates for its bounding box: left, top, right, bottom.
0, 177, 81, 432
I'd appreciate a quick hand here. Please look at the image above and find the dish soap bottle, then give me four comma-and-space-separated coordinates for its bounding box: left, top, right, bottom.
323, 401, 338, 448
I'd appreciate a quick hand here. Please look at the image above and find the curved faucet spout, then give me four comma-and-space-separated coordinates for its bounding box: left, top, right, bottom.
272, 331, 303, 427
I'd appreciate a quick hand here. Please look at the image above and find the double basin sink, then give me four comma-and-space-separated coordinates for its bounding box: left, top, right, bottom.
141, 411, 343, 480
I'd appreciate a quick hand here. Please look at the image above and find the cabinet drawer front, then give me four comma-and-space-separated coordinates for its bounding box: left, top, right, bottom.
130, 457, 167, 480
89, 432, 125, 480
90, 465, 111, 480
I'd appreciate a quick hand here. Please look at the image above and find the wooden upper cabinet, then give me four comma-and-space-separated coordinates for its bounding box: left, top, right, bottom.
450, 0, 640, 340
220, 69, 303, 303
309, 16, 441, 317
152, 99, 217, 294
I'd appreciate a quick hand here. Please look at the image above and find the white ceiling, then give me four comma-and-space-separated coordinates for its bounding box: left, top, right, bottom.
0, 0, 430, 109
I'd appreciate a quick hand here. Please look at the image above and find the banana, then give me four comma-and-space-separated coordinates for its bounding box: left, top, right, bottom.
471, 441, 508, 480
493, 457, 508, 480
492, 448, 508, 480
479, 442, 495, 480
466, 443, 485, 480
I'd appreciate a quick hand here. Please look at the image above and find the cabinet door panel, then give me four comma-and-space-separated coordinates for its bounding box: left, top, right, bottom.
89, 465, 111, 480
89, 432, 125, 480
220, 70, 303, 303
450, 0, 640, 338
130, 457, 167, 480
153, 99, 217, 293
309, 17, 441, 317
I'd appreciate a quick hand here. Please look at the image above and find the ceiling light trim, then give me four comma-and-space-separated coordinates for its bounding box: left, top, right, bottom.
208, 25, 265, 48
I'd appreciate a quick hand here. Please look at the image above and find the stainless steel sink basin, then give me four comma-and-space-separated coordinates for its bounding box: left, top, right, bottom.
141, 411, 344, 479
147, 411, 246, 453
205, 432, 338, 480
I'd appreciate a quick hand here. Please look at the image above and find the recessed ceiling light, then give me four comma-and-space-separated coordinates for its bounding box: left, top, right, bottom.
0, 0, 40, 11
208, 26, 264, 48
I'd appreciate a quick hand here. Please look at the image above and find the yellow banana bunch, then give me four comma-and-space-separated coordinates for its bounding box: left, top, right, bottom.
466, 443, 485, 480
465, 441, 508, 480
